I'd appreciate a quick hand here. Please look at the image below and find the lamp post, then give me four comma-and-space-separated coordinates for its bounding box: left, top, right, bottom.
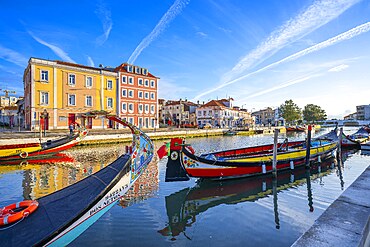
154, 117, 157, 133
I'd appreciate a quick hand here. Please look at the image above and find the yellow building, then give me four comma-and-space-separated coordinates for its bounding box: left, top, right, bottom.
24, 58, 117, 130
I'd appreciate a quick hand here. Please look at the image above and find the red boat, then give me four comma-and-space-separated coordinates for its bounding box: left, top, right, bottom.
0, 126, 88, 162
286, 126, 306, 132
160, 128, 338, 181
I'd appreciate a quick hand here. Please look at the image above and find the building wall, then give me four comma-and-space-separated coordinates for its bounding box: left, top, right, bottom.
117, 64, 159, 128
24, 58, 117, 130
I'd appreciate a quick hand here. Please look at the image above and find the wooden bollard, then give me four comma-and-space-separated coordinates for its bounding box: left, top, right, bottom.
272, 128, 279, 177
305, 125, 312, 168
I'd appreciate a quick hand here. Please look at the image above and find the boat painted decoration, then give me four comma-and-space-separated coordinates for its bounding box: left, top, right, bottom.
162, 128, 338, 181
341, 127, 369, 148
0, 126, 88, 161
0, 116, 154, 246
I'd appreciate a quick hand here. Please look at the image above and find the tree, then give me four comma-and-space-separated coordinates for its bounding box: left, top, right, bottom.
280, 99, 302, 125
303, 104, 327, 123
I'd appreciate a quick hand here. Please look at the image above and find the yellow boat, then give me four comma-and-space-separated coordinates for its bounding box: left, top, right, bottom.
0, 142, 42, 159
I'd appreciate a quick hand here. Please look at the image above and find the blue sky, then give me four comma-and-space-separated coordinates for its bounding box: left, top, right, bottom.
1, 0, 370, 119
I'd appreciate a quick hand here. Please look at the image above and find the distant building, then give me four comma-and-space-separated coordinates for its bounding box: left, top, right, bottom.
115, 63, 159, 128
0, 96, 18, 106
161, 99, 199, 126
251, 107, 275, 126
356, 104, 370, 120
344, 112, 357, 120
196, 98, 252, 128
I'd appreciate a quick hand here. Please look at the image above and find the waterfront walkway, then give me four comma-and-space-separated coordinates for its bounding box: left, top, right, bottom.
292, 165, 370, 247
0, 126, 280, 145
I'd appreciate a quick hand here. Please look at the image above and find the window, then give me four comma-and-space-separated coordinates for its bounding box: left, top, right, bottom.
138, 78, 143, 86
144, 92, 149, 99
69, 74, 76, 86
150, 105, 155, 114
144, 79, 149, 87
122, 76, 127, 84
145, 104, 149, 113
41, 70, 49, 82
122, 89, 127, 97
40, 92, 49, 105
85, 95, 93, 107
107, 80, 113, 90
86, 76, 93, 88
68, 94, 76, 106
151, 118, 155, 127
122, 103, 127, 112
150, 92, 155, 100
138, 104, 143, 113
138, 91, 143, 98
135, 66, 141, 74
128, 117, 134, 124
128, 77, 133, 85
126, 65, 133, 73
150, 80, 155, 88
107, 97, 113, 109
142, 68, 148, 75
128, 103, 134, 113
128, 90, 134, 98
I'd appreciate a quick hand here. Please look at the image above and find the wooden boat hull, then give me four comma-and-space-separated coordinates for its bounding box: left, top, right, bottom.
180, 143, 336, 179
164, 129, 338, 180
0, 130, 88, 162
0, 116, 154, 246
0, 143, 42, 158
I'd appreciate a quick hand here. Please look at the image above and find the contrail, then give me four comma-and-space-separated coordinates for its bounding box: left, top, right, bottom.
95, 0, 113, 46
192, 21, 370, 100
222, 0, 361, 82
28, 31, 76, 63
127, 0, 189, 64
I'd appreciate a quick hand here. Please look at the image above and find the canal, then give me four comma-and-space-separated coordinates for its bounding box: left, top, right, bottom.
0, 127, 369, 246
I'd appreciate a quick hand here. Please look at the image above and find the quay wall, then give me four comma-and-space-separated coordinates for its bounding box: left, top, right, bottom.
291, 165, 370, 247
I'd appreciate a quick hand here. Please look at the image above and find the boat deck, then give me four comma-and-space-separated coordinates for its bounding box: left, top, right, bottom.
0, 154, 130, 246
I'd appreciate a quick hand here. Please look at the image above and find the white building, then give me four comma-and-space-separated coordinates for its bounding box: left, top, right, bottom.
196, 99, 252, 128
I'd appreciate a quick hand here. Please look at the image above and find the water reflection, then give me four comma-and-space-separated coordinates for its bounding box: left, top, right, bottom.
158, 158, 339, 240
0, 145, 122, 202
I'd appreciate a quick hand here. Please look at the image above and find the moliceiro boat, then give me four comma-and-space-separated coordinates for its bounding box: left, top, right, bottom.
0, 125, 88, 161
0, 116, 154, 246
162, 128, 338, 181
341, 127, 370, 148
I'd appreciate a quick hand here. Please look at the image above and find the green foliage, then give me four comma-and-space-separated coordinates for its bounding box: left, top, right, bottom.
280, 99, 302, 125
303, 104, 327, 123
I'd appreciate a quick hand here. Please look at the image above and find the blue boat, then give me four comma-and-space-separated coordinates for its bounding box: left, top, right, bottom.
0, 116, 154, 246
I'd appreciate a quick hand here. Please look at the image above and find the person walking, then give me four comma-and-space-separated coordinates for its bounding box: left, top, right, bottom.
69, 123, 74, 135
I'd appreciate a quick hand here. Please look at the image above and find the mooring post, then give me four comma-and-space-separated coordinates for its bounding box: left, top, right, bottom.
337, 127, 343, 159
272, 128, 279, 177
305, 125, 312, 168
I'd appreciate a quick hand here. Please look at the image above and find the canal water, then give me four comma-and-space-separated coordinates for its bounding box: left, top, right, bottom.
0, 127, 369, 246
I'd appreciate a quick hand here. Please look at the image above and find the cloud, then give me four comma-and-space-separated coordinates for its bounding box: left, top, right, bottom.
196, 31, 208, 37
192, 21, 370, 100
28, 31, 76, 63
95, 0, 113, 46
328, 64, 349, 72
0, 45, 28, 67
222, 0, 361, 82
127, 0, 190, 64
87, 56, 95, 67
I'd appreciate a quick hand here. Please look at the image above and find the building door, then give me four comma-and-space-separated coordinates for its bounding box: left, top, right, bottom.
86, 117, 93, 129
40, 114, 49, 130
68, 113, 76, 126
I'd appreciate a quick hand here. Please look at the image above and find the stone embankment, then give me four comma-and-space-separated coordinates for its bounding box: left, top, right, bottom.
0, 127, 286, 145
